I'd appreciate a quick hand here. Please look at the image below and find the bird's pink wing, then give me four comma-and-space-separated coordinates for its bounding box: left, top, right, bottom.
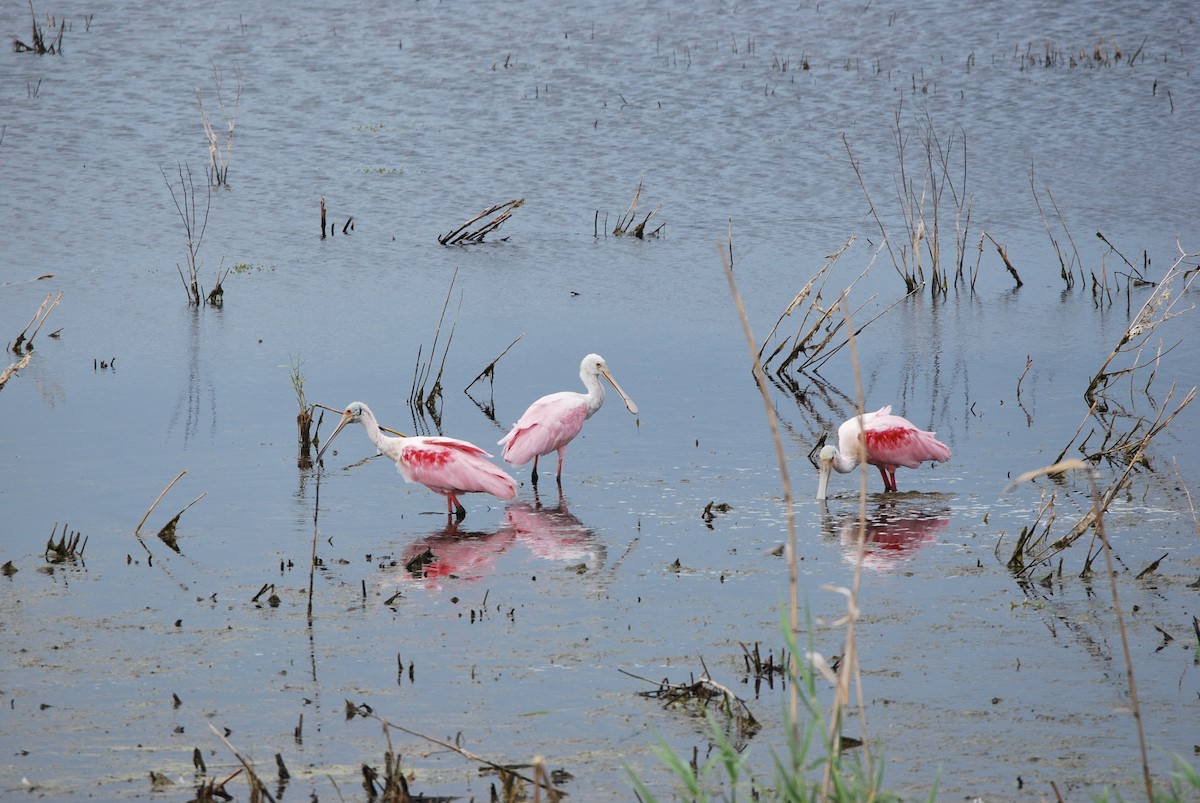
398, 438, 517, 500
499, 393, 588, 466
861, 415, 951, 468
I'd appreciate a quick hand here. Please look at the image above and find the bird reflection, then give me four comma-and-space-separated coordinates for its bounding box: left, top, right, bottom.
384, 489, 605, 588
396, 519, 516, 584
819, 499, 950, 570
504, 489, 606, 573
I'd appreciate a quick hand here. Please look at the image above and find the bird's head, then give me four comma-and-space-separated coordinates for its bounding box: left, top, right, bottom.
815, 444, 838, 501
316, 401, 371, 464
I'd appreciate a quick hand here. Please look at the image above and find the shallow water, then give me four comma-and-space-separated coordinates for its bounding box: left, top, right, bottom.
2, 0, 1199, 800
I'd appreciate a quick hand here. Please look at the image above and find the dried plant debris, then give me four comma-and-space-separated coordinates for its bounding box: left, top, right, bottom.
439, 199, 523, 245
621, 664, 761, 739
44, 522, 87, 563
609, 178, 664, 239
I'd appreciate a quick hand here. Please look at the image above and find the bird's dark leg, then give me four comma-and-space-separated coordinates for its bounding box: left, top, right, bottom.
530, 455, 539, 487
448, 493, 466, 522
555, 449, 565, 486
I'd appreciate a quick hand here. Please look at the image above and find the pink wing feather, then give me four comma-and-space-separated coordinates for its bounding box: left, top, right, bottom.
498, 393, 588, 466
396, 437, 517, 500
857, 407, 951, 469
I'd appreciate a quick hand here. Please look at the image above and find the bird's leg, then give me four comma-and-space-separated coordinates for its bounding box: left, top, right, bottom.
878, 465, 896, 492
447, 493, 467, 522
555, 449, 566, 486
530, 455, 539, 487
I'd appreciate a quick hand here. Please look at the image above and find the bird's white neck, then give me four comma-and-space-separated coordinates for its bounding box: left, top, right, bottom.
357, 408, 394, 452
581, 371, 605, 419
830, 448, 860, 474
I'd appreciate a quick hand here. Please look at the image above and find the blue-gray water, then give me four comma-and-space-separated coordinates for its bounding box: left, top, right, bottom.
2, 0, 1198, 799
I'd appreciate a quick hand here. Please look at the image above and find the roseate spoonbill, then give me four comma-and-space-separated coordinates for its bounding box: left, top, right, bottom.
317, 401, 517, 520
498, 353, 638, 486
815, 405, 950, 499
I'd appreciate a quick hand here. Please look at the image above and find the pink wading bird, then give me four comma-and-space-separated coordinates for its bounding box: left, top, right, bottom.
815, 405, 950, 500
498, 354, 638, 486
318, 402, 517, 521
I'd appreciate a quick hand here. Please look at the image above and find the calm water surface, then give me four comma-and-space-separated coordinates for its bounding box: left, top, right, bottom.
1, 0, 1198, 799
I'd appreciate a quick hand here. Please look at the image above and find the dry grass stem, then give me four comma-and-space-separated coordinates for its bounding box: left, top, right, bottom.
843, 105, 969, 295
718, 224, 803, 757
13, 1, 64, 54
136, 470, 188, 535
980, 230, 1023, 288
163, 163, 211, 305
1031, 173, 1083, 288
1005, 462, 1154, 800
408, 272, 461, 431
348, 703, 567, 800
438, 199, 524, 245
464, 334, 523, 421
611, 178, 665, 238
760, 238, 902, 378
208, 723, 277, 802
196, 62, 242, 186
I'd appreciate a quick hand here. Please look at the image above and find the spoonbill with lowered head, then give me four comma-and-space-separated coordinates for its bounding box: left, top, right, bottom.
318, 401, 517, 520
816, 405, 950, 499
498, 353, 638, 486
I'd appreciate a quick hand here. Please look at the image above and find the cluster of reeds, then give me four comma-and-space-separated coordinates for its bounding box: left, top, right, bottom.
1015, 36, 1147, 71
319, 196, 354, 239
345, 702, 568, 802
438, 198, 523, 245
135, 469, 207, 555
407, 273, 461, 432
44, 521, 86, 563
603, 179, 664, 239
623, 661, 761, 742
844, 104, 974, 296
290, 356, 318, 467
755, 235, 909, 381
12, 1, 64, 54
1, 292, 62, 391
1006, 249, 1198, 576
162, 163, 216, 306
197, 62, 242, 187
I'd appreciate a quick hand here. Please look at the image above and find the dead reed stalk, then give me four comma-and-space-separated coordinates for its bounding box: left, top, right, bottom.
842, 106, 969, 295
717, 224, 807, 761
197, 62, 242, 186
1005, 461, 1153, 801
438, 199, 524, 245
759, 237, 902, 377
208, 724, 277, 802
1, 292, 62, 391
12, 1, 63, 54
464, 334, 523, 421
611, 178, 664, 238
163, 163, 211, 306
347, 704, 567, 800
1030, 173, 1083, 289
408, 272, 460, 430
290, 355, 315, 464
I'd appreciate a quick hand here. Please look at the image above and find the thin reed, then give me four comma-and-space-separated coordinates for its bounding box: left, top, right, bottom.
196, 62, 242, 186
